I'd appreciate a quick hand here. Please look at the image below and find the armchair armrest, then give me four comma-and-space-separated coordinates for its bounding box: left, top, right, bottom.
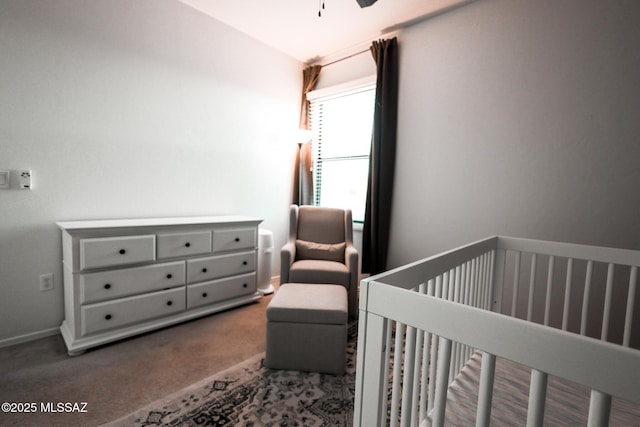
345, 244, 358, 272
280, 242, 296, 284
345, 244, 359, 318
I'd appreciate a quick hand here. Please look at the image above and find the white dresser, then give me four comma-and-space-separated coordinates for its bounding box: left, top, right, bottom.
57, 216, 263, 355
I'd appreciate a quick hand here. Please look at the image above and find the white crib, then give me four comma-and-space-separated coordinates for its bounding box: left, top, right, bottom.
354, 236, 640, 426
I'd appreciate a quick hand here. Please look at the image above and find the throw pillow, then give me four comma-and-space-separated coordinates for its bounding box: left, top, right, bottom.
295, 239, 346, 263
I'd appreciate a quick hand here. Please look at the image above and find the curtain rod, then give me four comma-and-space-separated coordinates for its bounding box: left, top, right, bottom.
321, 48, 370, 67
315, 31, 399, 67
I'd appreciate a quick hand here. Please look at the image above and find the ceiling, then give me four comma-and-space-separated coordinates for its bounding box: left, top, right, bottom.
177, 0, 475, 64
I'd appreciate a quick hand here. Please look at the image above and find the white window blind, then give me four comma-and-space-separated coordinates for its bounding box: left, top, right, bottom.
308, 78, 376, 222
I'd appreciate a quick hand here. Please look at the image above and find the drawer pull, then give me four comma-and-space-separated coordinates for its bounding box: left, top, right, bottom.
119, 249, 126, 255
243, 261, 248, 266
185, 242, 191, 247
105, 314, 112, 320
104, 283, 111, 290
243, 283, 248, 288
235, 237, 240, 242
202, 292, 208, 298
167, 300, 173, 306
202, 268, 208, 273
166, 273, 173, 279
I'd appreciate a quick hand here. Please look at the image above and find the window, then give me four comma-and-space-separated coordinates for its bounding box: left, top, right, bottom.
307, 77, 376, 222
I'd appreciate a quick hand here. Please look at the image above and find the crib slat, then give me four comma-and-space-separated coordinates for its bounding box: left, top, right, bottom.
476, 353, 496, 427
601, 263, 615, 341
448, 268, 456, 300
414, 283, 429, 426
428, 278, 443, 413
454, 265, 462, 303
442, 271, 450, 301
544, 256, 554, 326
436, 274, 443, 298
581, 260, 594, 336
478, 254, 489, 308
463, 261, 473, 363
450, 267, 462, 384
624, 266, 638, 347
450, 343, 459, 385
479, 254, 487, 310
487, 250, 496, 311
419, 328, 432, 422
432, 337, 452, 427
562, 258, 574, 331
512, 251, 522, 317
464, 260, 472, 309
527, 253, 537, 322
492, 249, 507, 312
526, 369, 548, 427
353, 311, 387, 427
426, 279, 435, 297
401, 326, 417, 427
390, 322, 405, 427
587, 390, 612, 427
471, 257, 479, 309
459, 262, 468, 366
480, 252, 491, 310
428, 331, 439, 413
479, 254, 486, 308
382, 317, 393, 422
477, 256, 483, 307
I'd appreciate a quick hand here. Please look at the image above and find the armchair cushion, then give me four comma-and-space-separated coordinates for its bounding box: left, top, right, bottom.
289, 260, 350, 288
295, 239, 346, 263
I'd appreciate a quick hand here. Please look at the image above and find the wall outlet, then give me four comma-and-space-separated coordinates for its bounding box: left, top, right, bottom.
39, 273, 54, 291
20, 169, 32, 190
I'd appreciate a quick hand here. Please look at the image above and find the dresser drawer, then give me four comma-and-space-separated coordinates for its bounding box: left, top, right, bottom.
80, 261, 185, 304
186, 251, 256, 283
81, 287, 185, 336
157, 231, 211, 260
187, 273, 256, 309
212, 228, 257, 253
80, 235, 156, 270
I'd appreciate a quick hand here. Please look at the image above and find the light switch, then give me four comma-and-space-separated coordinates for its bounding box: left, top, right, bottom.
0, 170, 9, 189
19, 169, 32, 190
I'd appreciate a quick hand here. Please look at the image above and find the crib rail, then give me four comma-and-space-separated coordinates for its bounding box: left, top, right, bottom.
354, 236, 640, 427
495, 236, 639, 346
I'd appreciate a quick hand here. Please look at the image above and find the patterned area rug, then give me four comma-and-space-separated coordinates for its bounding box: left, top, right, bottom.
104, 323, 357, 427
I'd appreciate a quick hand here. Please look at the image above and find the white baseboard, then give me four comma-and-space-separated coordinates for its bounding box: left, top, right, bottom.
0, 327, 60, 349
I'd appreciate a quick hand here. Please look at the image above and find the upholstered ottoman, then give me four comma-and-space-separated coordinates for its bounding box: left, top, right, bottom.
265, 283, 348, 375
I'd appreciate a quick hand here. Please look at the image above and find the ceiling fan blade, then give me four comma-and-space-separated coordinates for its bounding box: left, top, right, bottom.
356, 0, 378, 7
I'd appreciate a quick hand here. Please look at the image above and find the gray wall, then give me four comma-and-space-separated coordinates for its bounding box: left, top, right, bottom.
389, 0, 640, 267
0, 0, 301, 344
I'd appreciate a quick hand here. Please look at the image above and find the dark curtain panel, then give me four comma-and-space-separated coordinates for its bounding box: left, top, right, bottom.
362, 38, 399, 275
293, 65, 322, 206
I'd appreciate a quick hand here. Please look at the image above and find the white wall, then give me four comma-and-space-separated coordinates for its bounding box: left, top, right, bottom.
0, 0, 301, 344
389, 0, 640, 267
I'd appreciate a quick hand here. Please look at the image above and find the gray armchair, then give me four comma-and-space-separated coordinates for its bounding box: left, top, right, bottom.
281, 205, 359, 318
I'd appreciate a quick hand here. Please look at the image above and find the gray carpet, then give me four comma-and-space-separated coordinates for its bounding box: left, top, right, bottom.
0, 288, 276, 427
